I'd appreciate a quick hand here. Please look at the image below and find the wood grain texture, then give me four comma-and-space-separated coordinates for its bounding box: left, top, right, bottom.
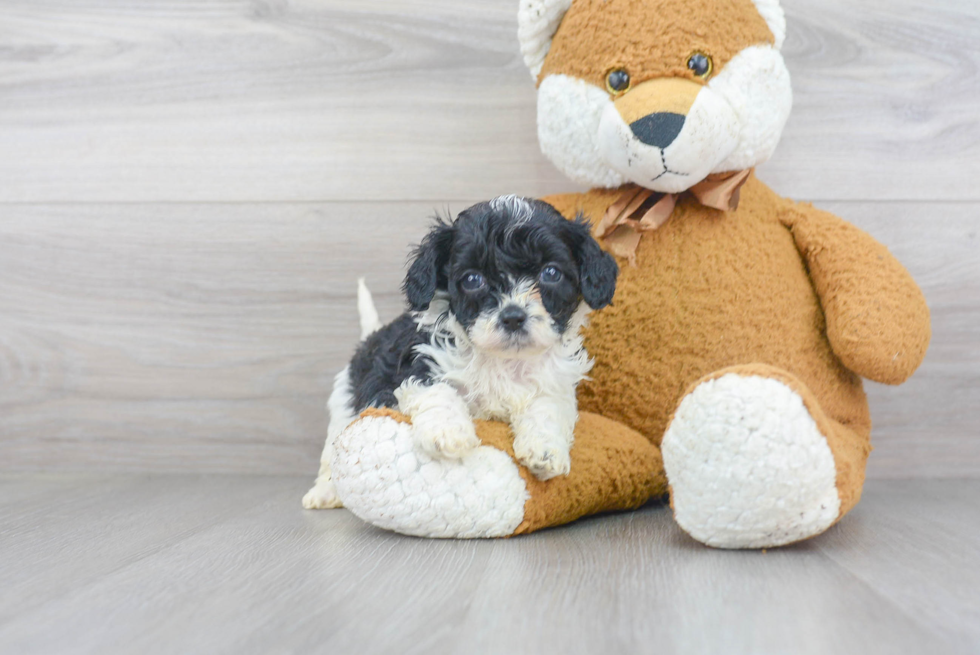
0, 202, 440, 474
0, 475, 977, 654
1, 201, 977, 477
0, 0, 978, 202
815, 480, 980, 652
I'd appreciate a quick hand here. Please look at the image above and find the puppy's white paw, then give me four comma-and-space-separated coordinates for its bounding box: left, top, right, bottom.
515, 439, 572, 481
395, 381, 480, 460
302, 479, 344, 509
413, 416, 480, 460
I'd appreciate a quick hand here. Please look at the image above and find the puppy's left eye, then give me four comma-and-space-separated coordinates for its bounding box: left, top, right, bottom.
460, 272, 486, 292
539, 266, 563, 284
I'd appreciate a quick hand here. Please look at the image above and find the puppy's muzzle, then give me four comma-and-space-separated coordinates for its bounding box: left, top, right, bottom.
499, 304, 528, 333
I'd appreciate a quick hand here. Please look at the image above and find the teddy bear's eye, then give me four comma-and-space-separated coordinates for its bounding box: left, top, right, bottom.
605, 68, 631, 95
687, 52, 713, 79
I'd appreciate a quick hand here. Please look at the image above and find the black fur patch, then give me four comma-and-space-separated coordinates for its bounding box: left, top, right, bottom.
348, 313, 432, 411
403, 198, 618, 333
348, 197, 618, 413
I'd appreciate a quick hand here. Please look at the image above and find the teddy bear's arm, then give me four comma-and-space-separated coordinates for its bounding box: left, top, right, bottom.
780, 203, 931, 385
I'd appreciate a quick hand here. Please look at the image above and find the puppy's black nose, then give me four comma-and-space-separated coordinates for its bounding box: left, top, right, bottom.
499, 305, 527, 332
630, 112, 686, 149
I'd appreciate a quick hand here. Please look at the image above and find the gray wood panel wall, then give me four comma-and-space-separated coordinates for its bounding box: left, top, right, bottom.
1, 0, 978, 477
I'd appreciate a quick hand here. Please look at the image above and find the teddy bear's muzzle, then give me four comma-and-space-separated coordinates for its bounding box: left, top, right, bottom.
597, 77, 740, 194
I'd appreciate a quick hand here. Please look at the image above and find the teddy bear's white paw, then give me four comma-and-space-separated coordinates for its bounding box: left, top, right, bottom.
302, 479, 344, 509
332, 416, 529, 538
663, 373, 841, 549
514, 438, 572, 481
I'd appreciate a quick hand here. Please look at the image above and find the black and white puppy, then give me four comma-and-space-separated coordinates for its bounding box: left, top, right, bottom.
302, 196, 618, 509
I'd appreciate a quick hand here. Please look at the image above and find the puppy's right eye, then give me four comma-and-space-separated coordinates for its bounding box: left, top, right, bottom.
460, 272, 486, 292
539, 265, 563, 284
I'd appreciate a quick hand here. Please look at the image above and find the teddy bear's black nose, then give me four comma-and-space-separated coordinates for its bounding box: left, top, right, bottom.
630, 112, 686, 149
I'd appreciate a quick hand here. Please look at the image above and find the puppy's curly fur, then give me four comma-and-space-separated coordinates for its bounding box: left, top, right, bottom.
302, 196, 618, 509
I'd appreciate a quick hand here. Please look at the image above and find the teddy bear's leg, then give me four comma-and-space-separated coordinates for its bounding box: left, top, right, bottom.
662, 364, 870, 549
331, 408, 667, 538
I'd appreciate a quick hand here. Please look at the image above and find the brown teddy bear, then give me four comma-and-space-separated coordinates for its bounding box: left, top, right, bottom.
308, 0, 931, 548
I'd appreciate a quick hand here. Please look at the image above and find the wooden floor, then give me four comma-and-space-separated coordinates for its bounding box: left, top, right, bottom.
0, 476, 978, 655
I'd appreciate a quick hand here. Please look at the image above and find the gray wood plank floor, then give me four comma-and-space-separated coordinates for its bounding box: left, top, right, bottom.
0, 475, 978, 655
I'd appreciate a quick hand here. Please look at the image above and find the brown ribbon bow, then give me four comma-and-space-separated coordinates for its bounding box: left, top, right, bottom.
594, 169, 754, 265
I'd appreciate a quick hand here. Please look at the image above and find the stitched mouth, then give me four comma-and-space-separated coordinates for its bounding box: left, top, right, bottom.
651, 149, 690, 183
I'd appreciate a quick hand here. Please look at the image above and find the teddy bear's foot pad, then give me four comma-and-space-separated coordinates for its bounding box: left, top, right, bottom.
663, 373, 841, 549
332, 416, 528, 538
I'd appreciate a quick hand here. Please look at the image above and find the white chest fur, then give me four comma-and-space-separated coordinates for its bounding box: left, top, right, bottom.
413, 302, 592, 422
395, 299, 591, 481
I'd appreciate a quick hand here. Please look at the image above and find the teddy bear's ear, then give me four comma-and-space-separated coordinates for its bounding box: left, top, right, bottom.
517, 0, 574, 79
750, 0, 787, 50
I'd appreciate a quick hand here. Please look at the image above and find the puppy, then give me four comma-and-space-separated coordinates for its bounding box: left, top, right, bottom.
302, 195, 618, 509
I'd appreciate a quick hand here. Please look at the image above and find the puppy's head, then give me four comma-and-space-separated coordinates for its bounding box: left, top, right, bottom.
404, 195, 618, 357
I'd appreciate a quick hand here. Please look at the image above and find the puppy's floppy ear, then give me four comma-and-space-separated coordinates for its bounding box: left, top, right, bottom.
567, 214, 619, 310
403, 220, 454, 312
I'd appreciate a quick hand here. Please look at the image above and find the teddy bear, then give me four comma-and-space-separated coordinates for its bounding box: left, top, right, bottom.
312, 0, 932, 549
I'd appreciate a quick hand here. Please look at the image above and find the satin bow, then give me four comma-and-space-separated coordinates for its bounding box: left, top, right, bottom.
594, 169, 754, 265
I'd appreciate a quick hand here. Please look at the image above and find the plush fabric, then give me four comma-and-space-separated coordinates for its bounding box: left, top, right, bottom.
482, 411, 668, 535
539, 174, 928, 545
538, 0, 775, 89
333, 409, 667, 537
532, 0, 793, 191
780, 204, 932, 385
326, 0, 931, 548
546, 176, 889, 448
663, 368, 842, 548
537, 74, 630, 188
518, 0, 575, 78
520, 0, 786, 78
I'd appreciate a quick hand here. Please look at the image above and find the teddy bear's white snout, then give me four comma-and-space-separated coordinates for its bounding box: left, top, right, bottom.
597, 84, 741, 194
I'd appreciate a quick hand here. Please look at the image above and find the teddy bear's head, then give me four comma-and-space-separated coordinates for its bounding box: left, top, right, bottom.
519, 0, 792, 193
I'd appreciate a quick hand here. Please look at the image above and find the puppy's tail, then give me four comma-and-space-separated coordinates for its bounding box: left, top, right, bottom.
357, 278, 382, 340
